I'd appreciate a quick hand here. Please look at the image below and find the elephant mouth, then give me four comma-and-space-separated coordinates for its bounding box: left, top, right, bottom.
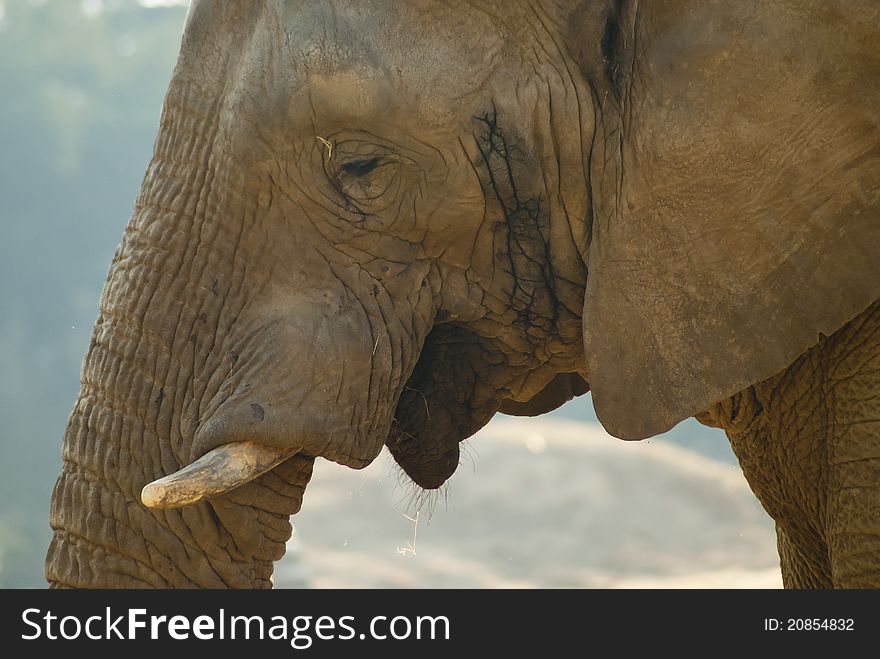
141, 323, 497, 508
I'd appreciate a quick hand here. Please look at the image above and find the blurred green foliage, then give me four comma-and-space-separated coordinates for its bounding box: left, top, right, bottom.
0, 0, 187, 587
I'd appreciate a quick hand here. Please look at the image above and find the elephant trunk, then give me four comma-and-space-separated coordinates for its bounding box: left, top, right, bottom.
45, 223, 316, 588
46, 88, 319, 587
45, 203, 317, 588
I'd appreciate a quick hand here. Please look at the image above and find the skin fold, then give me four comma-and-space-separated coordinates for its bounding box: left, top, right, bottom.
45, 0, 880, 588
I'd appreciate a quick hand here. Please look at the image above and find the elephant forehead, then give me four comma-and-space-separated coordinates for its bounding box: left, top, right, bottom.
186, 1, 512, 159
278, 0, 507, 119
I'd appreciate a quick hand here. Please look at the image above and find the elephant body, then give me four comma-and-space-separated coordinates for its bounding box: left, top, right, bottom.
46, 0, 880, 588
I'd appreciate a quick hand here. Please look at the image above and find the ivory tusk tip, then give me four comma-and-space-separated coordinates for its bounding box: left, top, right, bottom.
140, 482, 162, 509
140, 441, 298, 510
140, 480, 192, 510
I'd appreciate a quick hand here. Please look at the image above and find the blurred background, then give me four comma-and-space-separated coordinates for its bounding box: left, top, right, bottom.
0, 0, 778, 588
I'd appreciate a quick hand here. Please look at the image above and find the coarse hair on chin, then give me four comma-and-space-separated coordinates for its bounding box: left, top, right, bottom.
386, 446, 478, 521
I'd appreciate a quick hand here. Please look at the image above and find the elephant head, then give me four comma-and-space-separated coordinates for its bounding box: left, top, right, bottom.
47, 0, 880, 587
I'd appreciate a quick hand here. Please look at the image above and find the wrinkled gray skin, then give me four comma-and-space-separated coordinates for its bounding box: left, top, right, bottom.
46, 0, 880, 588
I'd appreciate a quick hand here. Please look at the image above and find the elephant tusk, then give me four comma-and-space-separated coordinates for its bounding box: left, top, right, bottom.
141, 441, 298, 509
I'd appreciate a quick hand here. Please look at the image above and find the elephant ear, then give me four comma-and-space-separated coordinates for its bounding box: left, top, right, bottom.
499, 373, 589, 417
580, 0, 880, 439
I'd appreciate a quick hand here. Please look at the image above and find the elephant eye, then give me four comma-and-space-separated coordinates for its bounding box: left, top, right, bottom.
339, 157, 382, 177
324, 142, 406, 210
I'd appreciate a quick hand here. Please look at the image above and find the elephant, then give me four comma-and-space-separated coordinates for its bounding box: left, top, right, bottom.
45, 0, 880, 589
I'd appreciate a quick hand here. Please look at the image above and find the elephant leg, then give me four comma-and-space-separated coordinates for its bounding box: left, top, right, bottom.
776, 525, 832, 589
825, 396, 880, 587
699, 299, 880, 588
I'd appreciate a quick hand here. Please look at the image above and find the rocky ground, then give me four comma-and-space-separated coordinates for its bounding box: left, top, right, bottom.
275, 417, 781, 589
